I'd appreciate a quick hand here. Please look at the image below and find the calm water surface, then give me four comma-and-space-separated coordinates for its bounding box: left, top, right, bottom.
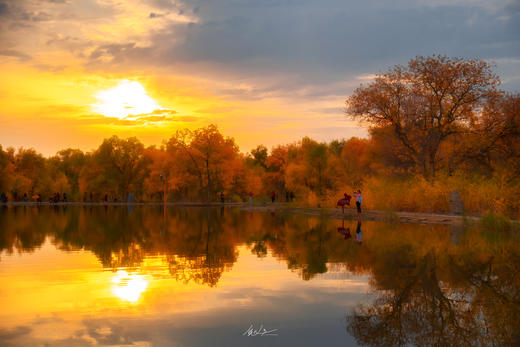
0, 206, 518, 346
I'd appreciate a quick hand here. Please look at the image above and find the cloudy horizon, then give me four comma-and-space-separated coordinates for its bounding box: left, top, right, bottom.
1, 0, 519, 155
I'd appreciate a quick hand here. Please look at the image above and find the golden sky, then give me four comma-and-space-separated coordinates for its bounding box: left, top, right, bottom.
0, 0, 518, 155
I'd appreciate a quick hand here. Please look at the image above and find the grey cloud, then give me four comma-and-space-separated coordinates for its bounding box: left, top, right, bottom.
31, 11, 52, 21
0, 1, 8, 15
92, 0, 515, 97
1, 0, 519, 99
0, 49, 31, 61
0, 326, 32, 346
88, 43, 139, 63
149, 12, 165, 18
8, 21, 35, 30
33, 63, 65, 71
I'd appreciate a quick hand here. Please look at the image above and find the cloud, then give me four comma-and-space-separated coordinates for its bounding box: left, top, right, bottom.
0, 0, 519, 151
2, 0, 518, 95
0, 49, 31, 61
356, 74, 377, 82
0, 326, 32, 346
78, 108, 197, 127
0, 1, 8, 15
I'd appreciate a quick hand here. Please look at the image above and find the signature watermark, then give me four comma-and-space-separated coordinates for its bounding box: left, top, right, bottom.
242, 323, 279, 337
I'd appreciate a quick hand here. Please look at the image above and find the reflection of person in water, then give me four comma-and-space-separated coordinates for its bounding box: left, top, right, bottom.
337, 218, 352, 240
338, 226, 352, 240
355, 220, 362, 244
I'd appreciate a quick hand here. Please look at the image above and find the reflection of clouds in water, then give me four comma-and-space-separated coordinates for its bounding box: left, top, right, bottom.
0, 288, 366, 346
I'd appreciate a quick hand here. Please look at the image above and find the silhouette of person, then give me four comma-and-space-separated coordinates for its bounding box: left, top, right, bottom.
354, 190, 362, 215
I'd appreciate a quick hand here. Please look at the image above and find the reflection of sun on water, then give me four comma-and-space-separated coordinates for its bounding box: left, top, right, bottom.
110, 270, 148, 302
92, 80, 161, 119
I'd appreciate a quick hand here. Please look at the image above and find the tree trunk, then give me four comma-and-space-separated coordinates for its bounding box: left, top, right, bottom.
206, 158, 211, 202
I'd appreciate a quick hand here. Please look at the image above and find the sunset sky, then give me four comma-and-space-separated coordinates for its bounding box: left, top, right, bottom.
0, 0, 519, 156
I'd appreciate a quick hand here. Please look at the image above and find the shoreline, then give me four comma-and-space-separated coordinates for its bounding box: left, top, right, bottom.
0, 201, 496, 226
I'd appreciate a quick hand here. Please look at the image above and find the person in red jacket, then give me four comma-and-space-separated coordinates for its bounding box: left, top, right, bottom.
337, 193, 352, 213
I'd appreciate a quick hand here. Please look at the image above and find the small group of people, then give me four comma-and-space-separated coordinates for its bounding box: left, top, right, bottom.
49, 192, 67, 203
83, 192, 95, 202
337, 190, 362, 215
1, 192, 36, 203
285, 191, 295, 202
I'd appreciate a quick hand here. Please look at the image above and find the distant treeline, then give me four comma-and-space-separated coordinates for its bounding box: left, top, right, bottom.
0, 55, 518, 216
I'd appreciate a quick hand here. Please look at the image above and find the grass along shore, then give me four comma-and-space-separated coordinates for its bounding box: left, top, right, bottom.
3, 201, 518, 227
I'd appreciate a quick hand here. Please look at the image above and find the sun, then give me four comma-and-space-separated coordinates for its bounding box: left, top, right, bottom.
92, 80, 161, 119
110, 270, 149, 303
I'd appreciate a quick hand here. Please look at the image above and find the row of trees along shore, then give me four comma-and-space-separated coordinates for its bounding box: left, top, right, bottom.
0, 55, 519, 217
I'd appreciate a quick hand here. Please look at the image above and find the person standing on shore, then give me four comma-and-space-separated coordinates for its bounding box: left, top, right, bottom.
271, 191, 276, 203
354, 190, 362, 215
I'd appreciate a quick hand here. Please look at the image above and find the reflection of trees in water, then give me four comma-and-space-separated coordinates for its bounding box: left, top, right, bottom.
346, 237, 520, 346
164, 209, 237, 287
0, 206, 240, 286
249, 214, 335, 280
166, 255, 231, 287
1, 205, 519, 344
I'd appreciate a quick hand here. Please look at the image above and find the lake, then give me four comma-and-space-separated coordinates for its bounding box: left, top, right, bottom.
0, 206, 518, 346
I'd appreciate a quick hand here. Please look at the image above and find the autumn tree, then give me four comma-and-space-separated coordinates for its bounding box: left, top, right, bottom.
0, 145, 12, 193
143, 146, 176, 201
346, 55, 500, 182
264, 145, 288, 195
48, 148, 87, 199
80, 136, 149, 199
166, 125, 246, 201
13, 148, 50, 197
249, 145, 268, 169
464, 92, 520, 177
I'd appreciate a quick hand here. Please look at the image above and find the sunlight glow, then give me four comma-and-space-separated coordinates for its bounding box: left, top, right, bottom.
92, 80, 161, 119
110, 270, 149, 302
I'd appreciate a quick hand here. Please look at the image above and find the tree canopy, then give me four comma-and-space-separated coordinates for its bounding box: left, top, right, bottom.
346, 55, 502, 181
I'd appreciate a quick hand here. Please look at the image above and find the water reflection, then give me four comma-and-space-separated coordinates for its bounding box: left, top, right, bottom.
0, 206, 519, 346
111, 270, 148, 302
345, 225, 520, 346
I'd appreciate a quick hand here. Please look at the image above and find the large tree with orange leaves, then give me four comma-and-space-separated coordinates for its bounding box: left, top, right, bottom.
346, 55, 501, 182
